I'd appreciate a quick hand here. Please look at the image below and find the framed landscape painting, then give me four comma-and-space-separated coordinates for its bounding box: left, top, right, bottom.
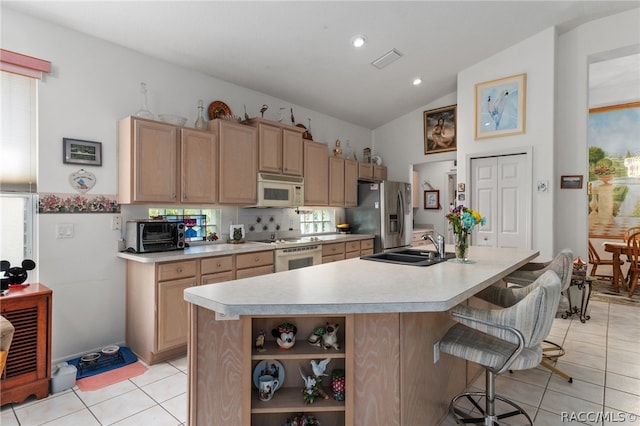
475, 73, 526, 139
63, 138, 102, 166
424, 105, 456, 154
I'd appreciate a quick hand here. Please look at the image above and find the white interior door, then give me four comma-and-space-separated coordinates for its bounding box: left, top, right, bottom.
471, 154, 530, 248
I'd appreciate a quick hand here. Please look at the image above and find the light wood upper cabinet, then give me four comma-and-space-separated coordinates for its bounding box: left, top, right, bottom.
412, 170, 420, 208
374, 165, 387, 181
345, 158, 358, 207
119, 116, 179, 204
282, 128, 304, 176
118, 116, 217, 205
329, 156, 345, 206
304, 140, 329, 206
180, 128, 218, 204
358, 162, 373, 181
211, 119, 258, 204
246, 118, 305, 176
329, 157, 357, 207
357, 162, 387, 182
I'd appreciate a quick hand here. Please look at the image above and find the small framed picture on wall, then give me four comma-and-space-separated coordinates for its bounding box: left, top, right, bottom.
63, 138, 102, 166
424, 190, 440, 210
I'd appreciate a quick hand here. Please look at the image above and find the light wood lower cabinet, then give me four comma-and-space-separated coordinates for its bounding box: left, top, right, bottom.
323, 239, 373, 262
359, 239, 374, 256
344, 240, 361, 259
322, 242, 346, 263
236, 251, 274, 279
201, 255, 234, 285
127, 260, 198, 364
126, 252, 273, 364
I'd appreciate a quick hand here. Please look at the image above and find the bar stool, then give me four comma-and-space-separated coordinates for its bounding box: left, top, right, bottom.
485, 248, 575, 382
439, 270, 561, 425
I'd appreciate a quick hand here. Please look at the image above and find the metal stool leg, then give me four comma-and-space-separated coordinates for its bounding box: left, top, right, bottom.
449, 370, 534, 425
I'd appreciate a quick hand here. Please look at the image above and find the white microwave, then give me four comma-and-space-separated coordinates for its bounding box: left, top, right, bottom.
254, 173, 304, 208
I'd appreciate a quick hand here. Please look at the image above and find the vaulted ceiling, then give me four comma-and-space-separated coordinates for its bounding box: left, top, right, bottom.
5, 1, 639, 129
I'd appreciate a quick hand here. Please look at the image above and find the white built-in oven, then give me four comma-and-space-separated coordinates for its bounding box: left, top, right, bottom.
275, 245, 322, 272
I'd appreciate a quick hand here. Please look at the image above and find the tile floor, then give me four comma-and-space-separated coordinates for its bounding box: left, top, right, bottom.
1, 299, 639, 425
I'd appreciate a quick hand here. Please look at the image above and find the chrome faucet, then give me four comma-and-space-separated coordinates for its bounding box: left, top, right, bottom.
422, 232, 445, 258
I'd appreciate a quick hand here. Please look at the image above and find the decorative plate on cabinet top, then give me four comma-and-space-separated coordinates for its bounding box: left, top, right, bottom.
371, 155, 383, 166
253, 359, 284, 391
208, 100, 232, 119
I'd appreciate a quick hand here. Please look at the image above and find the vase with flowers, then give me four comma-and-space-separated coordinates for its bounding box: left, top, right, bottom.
446, 205, 486, 262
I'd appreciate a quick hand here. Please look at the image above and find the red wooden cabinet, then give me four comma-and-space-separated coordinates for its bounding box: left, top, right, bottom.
1, 283, 52, 406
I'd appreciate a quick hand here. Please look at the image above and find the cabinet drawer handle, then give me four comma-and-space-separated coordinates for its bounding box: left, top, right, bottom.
177, 267, 183, 273
254, 257, 260, 262
217, 263, 222, 268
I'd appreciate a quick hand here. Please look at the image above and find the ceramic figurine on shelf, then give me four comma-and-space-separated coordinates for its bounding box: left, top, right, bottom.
260, 104, 268, 117
321, 322, 340, 351
255, 329, 266, 352
307, 326, 325, 347
272, 322, 297, 349
333, 139, 342, 157
290, 107, 295, 125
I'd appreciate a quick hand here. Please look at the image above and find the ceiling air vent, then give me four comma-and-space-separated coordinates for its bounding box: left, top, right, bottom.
371, 48, 404, 70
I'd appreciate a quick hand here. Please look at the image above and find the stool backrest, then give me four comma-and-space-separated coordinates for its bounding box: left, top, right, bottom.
527, 270, 562, 346
548, 249, 574, 292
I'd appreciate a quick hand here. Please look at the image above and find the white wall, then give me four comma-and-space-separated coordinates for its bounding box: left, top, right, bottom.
374, 29, 557, 258
555, 9, 640, 260
456, 28, 557, 259
2, 8, 371, 362
372, 93, 457, 185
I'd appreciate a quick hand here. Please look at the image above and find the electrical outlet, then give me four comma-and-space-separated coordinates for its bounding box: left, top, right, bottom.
433, 341, 440, 364
111, 215, 122, 230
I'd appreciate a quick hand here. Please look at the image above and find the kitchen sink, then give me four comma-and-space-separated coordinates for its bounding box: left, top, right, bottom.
360, 249, 455, 266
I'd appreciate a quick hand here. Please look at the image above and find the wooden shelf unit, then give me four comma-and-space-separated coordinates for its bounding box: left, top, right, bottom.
247, 315, 354, 426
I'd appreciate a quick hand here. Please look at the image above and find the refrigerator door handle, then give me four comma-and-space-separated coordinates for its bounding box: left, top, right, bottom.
397, 190, 405, 241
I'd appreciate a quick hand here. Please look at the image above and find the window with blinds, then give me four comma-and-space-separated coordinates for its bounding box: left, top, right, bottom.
1, 71, 37, 264
1, 71, 37, 193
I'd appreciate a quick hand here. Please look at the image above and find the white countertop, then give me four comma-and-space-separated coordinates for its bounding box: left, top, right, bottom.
116, 233, 374, 263
184, 246, 538, 318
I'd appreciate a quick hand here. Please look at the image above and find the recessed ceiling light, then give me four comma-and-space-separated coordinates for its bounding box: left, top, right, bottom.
413, 78, 422, 86
351, 35, 367, 48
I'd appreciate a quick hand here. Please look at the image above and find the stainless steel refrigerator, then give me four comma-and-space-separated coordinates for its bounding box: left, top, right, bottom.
345, 181, 412, 253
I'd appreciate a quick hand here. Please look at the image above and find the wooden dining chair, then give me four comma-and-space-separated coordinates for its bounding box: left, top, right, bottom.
587, 240, 614, 281
624, 226, 640, 242
626, 231, 640, 298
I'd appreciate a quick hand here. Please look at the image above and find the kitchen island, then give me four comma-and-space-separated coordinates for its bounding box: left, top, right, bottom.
184, 246, 538, 426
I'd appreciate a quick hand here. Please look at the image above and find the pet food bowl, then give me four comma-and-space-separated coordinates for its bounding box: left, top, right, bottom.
80, 352, 101, 364
101, 345, 120, 355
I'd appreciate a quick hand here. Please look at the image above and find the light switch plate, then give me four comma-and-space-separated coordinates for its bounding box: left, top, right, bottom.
56, 223, 74, 239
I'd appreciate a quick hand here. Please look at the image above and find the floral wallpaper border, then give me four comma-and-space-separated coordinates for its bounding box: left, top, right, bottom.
38, 193, 120, 214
